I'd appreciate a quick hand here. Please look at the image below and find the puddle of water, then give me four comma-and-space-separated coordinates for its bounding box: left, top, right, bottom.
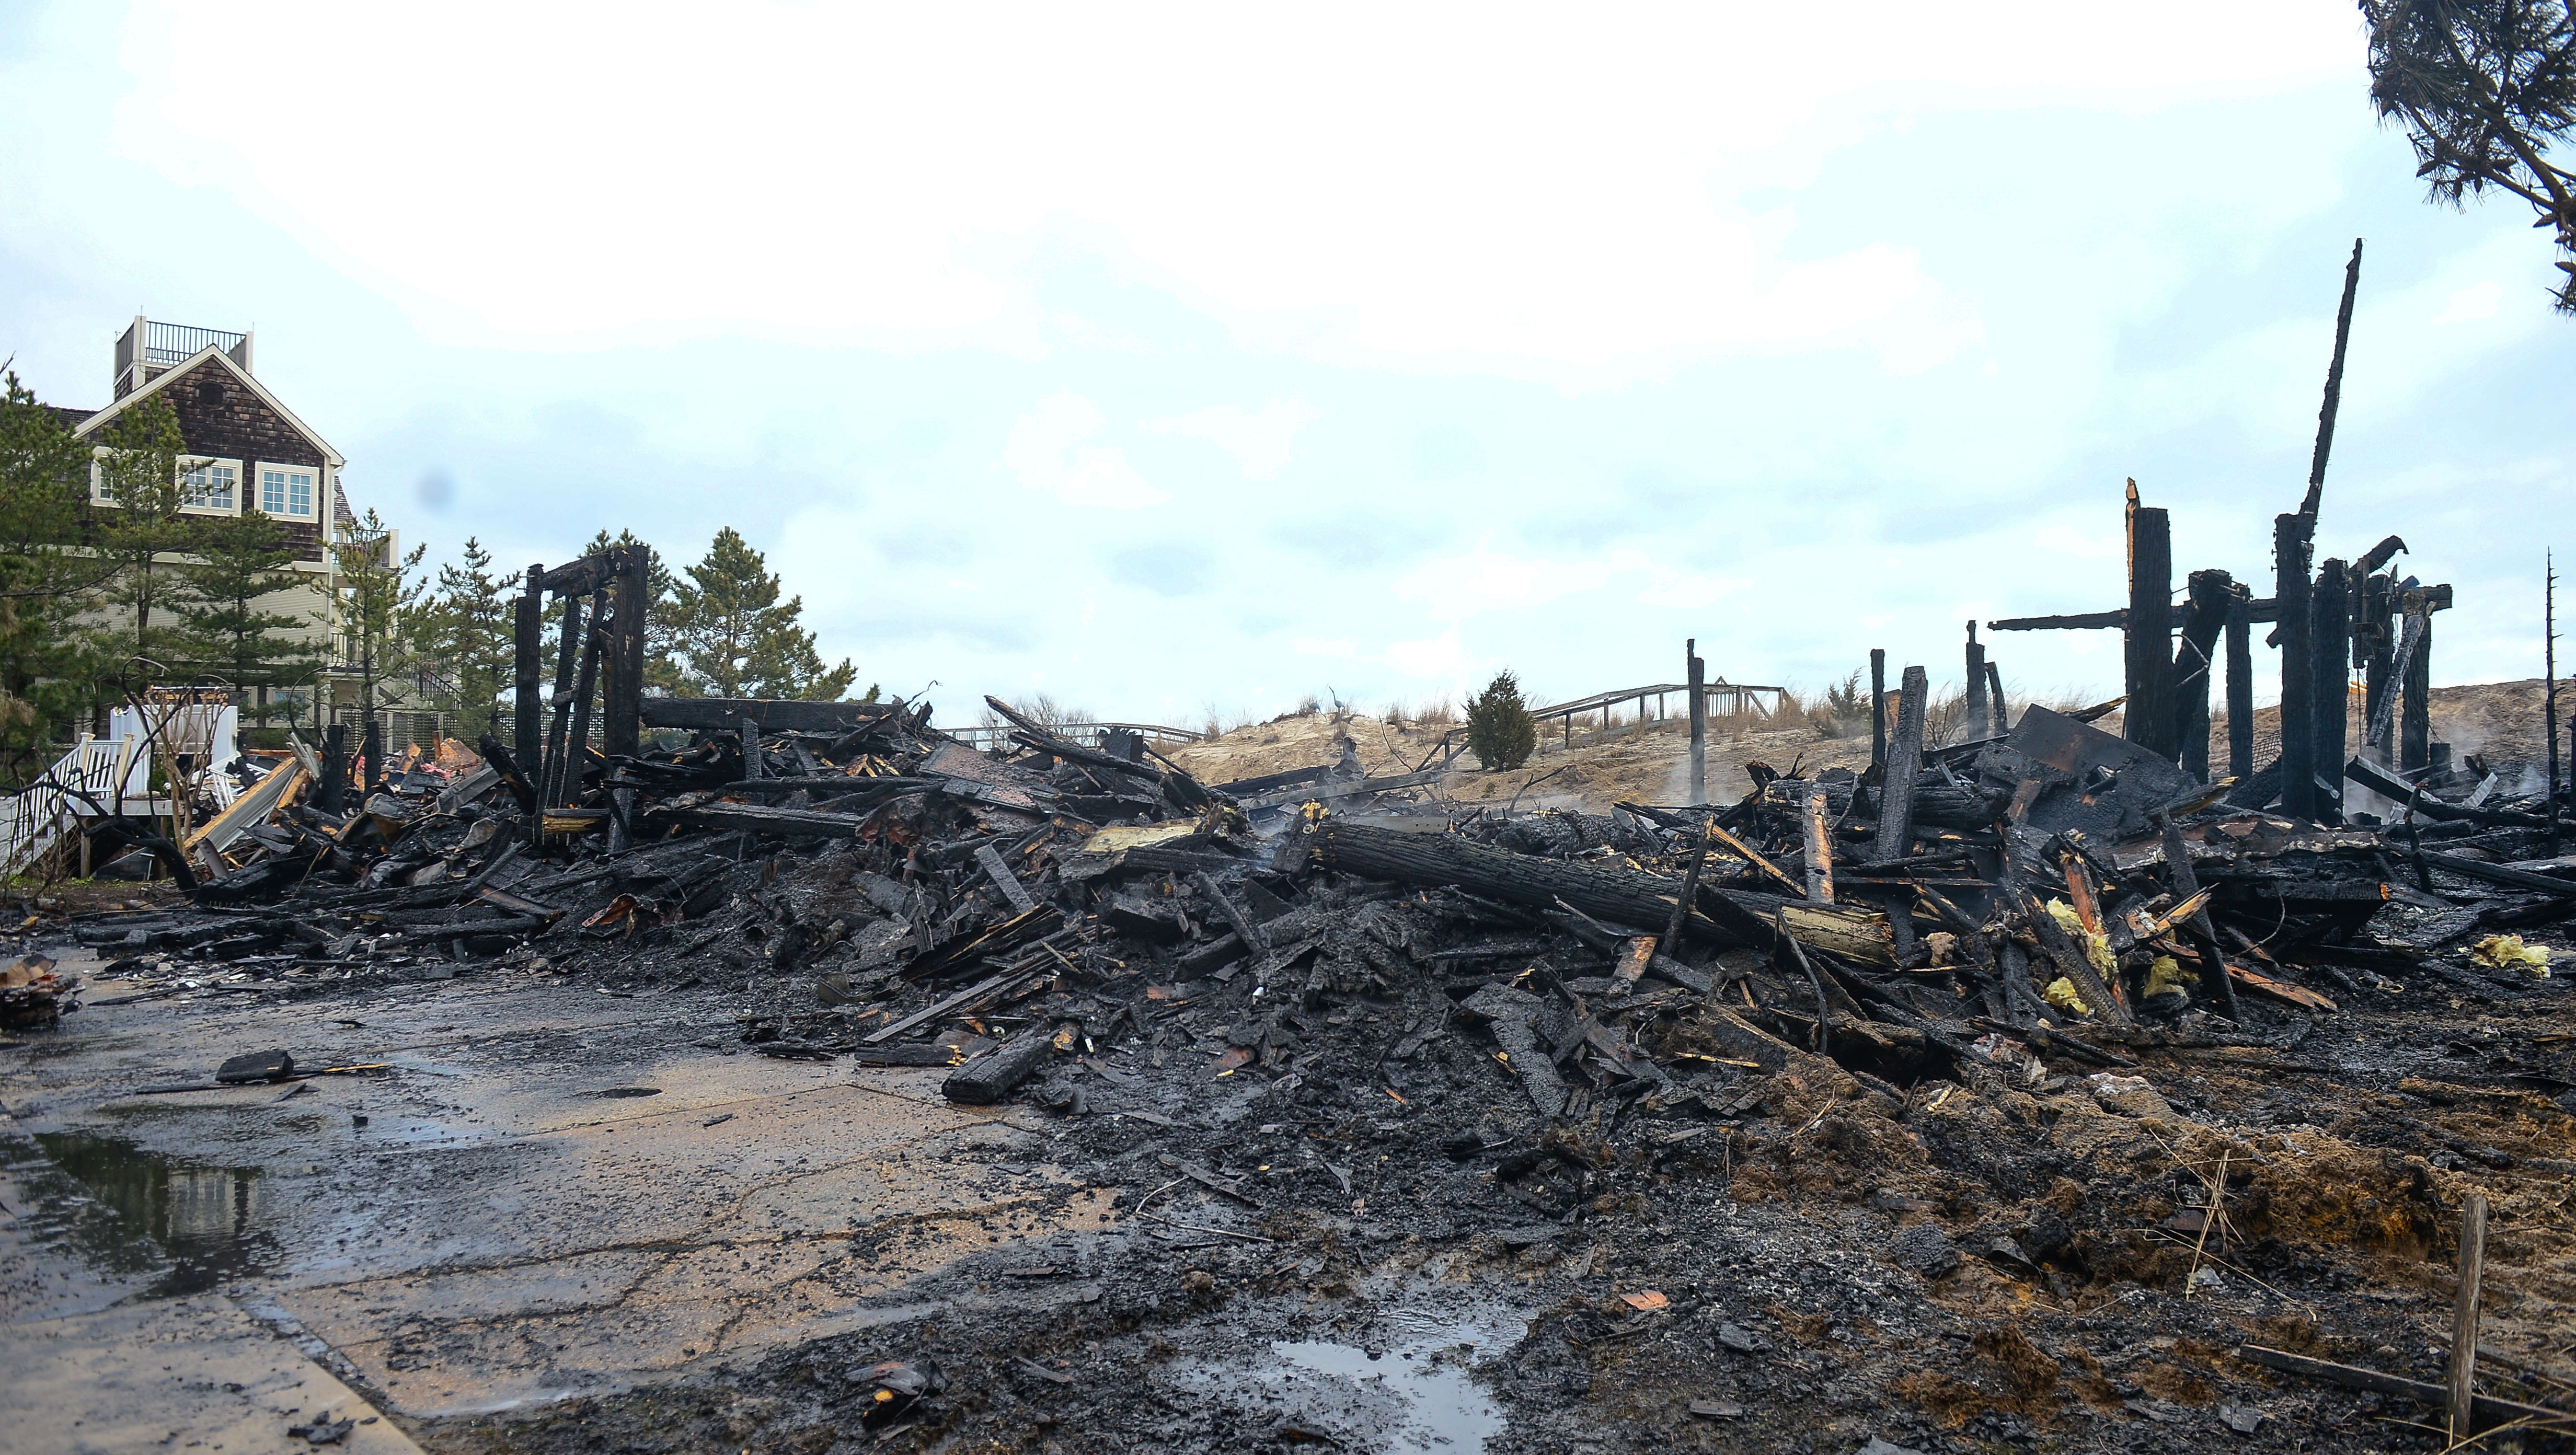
1170, 1310, 1511, 1453
1272, 1335, 1503, 1453
28, 1129, 279, 1295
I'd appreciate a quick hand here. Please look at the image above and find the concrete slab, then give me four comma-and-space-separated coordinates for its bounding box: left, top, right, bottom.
2, 957, 1114, 1423
0, 1295, 423, 1454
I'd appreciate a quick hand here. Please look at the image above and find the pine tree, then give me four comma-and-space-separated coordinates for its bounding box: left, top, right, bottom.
1466, 669, 1538, 771
2365, 0, 2576, 309
177, 509, 323, 730
421, 537, 514, 739
0, 371, 108, 780
88, 394, 199, 683
329, 507, 428, 746
666, 527, 857, 700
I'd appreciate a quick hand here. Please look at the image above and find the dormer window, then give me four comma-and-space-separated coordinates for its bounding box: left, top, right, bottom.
181, 460, 236, 510
260, 467, 314, 516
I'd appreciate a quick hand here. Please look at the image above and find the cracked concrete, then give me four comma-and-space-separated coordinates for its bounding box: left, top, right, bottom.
2, 952, 1117, 1438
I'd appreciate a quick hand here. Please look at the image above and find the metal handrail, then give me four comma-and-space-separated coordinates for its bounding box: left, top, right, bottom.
946, 719, 1205, 752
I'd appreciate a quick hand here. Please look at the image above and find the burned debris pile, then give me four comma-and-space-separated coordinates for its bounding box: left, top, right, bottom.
55, 668, 2568, 1122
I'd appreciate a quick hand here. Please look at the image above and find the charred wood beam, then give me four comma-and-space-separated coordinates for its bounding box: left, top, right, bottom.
2402, 601, 2434, 773
2124, 483, 2175, 757
639, 697, 904, 735
2172, 570, 2236, 782
2276, 513, 2317, 820
514, 567, 543, 780
1874, 665, 1928, 860
2311, 559, 2351, 819
1301, 821, 1786, 949
2225, 595, 2254, 780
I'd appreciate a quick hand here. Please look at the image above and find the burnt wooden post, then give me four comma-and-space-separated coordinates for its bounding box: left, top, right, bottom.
318, 724, 346, 814
1984, 659, 2007, 736
540, 591, 585, 812
2123, 481, 2175, 758
2275, 513, 2317, 819
2402, 593, 2433, 773
601, 546, 646, 760
561, 607, 603, 806
1874, 665, 1928, 861
1962, 623, 1987, 745
514, 565, 544, 781
1686, 639, 1707, 805
1868, 648, 1887, 770
360, 718, 385, 794
2172, 569, 2234, 783
2361, 571, 2395, 761
2310, 560, 2351, 818
2225, 597, 2253, 780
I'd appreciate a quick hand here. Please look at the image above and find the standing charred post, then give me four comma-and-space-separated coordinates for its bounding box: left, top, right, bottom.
1686, 638, 1707, 806
1869, 648, 1888, 772
2172, 569, 2234, 783
602, 546, 647, 761
2402, 592, 2434, 774
1875, 665, 1928, 861
1962, 623, 1987, 745
2124, 481, 2175, 759
1985, 659, 2007, 736
2225, 595, 2254, 781
2276, 515, 2318, 819
2310, 559, 2351, 821
515, 565, 544, 781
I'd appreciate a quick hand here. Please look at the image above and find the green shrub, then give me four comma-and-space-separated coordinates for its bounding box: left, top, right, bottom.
1465, 670, 1538, 771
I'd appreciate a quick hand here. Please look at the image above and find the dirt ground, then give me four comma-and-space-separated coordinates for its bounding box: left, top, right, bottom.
1169, 677, 2569, 818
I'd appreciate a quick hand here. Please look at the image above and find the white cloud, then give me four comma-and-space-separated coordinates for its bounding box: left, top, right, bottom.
107, 2, 2360, 380
1380, 630, 1473, 680
1395, 542, 1748, 621
1002, 393, 1167, 509
2035, 523, 2122, 560
1293, 637, 1358, 659
2436, 279, 2503, 324
1146, 398, 1321, 479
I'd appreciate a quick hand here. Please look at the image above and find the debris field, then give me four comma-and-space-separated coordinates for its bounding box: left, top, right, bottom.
11, 639, 2576, 1453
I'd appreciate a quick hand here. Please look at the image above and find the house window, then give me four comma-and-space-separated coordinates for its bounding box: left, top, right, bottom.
260, 468, 314, 516
181, 460, 236, 510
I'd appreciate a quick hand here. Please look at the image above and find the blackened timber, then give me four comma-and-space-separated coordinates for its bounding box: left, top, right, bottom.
2172, 570, 2234, 782
540, 591, 585, 813
1875, 665, 1928, 860
2403, 601, 2434, 773
942, 1025, 1063, 1105
2312, 559, 2351, 819
2301, 238, 2365, 522
1984, 659, 2007, 736
1991, 598, 2287, 633
1961, 625, 1987, 744
1868, 648, 1887, 772
1301, 821, 1786, 948
1687, 639, 1708, 804
602, 547, 645, 759
2124, 483, 2175, 757
2225, 596, 2254, 779
2276, 514, 2317, 819
561, 609, 604, 807
514, 566, 543, 778
638, 697, 903, 735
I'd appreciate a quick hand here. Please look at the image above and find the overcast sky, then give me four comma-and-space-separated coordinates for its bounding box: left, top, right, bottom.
4, 2, 2571, 729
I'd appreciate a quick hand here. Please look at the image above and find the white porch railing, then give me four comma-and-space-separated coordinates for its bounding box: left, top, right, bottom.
0, 736, 148, 881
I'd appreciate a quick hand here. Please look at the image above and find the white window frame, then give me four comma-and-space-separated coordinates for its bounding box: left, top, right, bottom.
258, 464, 317, 518
177, 456, 243, 515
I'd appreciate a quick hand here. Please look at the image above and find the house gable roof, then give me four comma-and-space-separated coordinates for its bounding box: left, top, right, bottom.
73, 345, 344, 468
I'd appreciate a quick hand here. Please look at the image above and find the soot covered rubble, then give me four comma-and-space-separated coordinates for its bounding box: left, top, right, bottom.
25, 687, 2576, 1451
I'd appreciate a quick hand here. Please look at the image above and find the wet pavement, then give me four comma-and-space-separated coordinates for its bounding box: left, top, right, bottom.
1, 948, 1118, 1438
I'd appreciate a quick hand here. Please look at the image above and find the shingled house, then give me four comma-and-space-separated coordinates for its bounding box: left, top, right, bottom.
49, 318, 440, 740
